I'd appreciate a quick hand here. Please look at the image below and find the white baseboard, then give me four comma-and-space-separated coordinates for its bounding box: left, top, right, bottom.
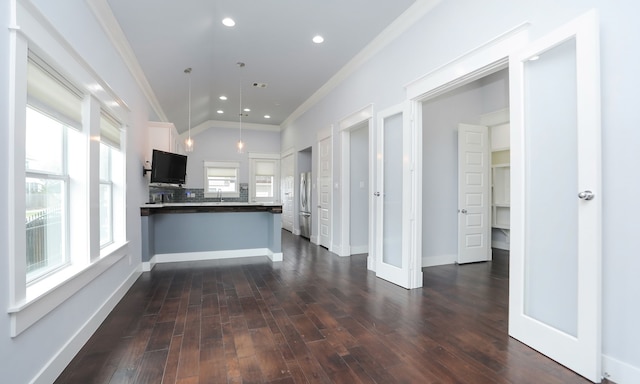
422, 254, 457, 267
350, 245, 368, 255
153, 248, 275, 265
141, 256, 156, 272
33, 268, 140, 384
310, 235, 319, 244
603, 354, 640, 384
267, 250, 283, 262
492, 241, 510, 251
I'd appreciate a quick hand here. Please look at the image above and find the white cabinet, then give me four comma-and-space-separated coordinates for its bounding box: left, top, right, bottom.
147, 121, 184, 161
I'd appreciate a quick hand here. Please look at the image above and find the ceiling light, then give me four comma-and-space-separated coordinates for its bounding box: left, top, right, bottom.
264, 115, 271, 119
312, 35, 324, 44
222, 18, 235, 27
184, 67, 194, 153
219, 95, 227, 100
217, 110, 224, 114
244, 108, 250, 112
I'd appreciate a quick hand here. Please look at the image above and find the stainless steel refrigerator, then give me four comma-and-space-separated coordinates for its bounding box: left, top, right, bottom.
299, 172, 311, 238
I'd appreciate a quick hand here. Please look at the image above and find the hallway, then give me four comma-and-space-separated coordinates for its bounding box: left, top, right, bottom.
55, 232, 590, 383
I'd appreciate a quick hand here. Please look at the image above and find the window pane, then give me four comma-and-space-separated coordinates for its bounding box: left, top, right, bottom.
255, 175, 274, 197
207, 177, 236, 192
26, 107, 63, 174
26, 177, 65, 279
100, 183, 112, 247
100, 143, 110, 181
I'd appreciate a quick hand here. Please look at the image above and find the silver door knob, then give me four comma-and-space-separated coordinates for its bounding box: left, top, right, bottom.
578, 190, 595, 200
460, 209, 468, 214
374, 192, 381, 196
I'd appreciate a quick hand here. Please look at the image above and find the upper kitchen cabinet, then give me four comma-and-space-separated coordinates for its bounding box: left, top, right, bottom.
147, 121, 185, 161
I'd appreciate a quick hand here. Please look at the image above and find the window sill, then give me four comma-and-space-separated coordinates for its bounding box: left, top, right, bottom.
8, 241, 130, 337
204, 192, 240, 198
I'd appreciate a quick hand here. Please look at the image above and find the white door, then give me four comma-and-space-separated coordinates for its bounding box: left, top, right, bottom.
318, 137, 331, 248
457, 124, 491, 264
509, 11, 601, 382
281, 153, 294, 232
374, 105, 411, 288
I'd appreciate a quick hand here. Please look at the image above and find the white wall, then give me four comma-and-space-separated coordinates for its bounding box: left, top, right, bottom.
184, 126, 281, 188
281, 0, 640, 380
1, 0, 153, 382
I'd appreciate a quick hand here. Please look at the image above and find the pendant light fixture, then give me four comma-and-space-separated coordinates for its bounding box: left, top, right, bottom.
237, 62, 245, 153
184, 67, 194, 152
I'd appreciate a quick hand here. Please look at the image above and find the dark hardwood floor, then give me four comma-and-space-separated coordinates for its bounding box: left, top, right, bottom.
55, 231, 592, 384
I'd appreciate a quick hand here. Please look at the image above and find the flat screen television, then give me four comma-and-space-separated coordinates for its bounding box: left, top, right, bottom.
150, 149, 187, 185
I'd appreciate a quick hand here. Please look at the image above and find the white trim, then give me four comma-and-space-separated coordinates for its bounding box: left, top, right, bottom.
340, 105, 374, 265
350, 245, 368, 255
267, 251, 283, 262
422, 254, 457, 268
406, 23, 530, 101
602, 354, 640, 384
280, 147, 295, 159
154, 248, 277, 264
283, 0, 442, 128
31, 268, 140, 384
9, 242, 130, 337
339, 104, 374, 131
317, 125, 332, 141
310, 235, 319, 245
479, 108, 510, 126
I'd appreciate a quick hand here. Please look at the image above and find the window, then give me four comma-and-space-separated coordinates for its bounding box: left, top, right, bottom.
249, 154, 280, 202
99, 112, 123, 249
204, 161, 240, 197
25, 52, 83, 282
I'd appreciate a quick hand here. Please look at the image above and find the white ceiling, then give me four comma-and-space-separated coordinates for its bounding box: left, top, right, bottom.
102, 0, 418, 133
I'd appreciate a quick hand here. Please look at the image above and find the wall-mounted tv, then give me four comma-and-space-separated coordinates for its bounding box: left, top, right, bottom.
150, 149, 187, 185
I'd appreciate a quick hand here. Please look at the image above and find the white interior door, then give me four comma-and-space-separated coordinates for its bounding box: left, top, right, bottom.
318, 137, 331, 248
457, 124, 491, 264
374, 105, 411, 288
509, 11, 601, 382
281, 153, 294, 232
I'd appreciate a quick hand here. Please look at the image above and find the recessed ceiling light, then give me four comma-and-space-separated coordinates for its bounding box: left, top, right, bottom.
244, 108, 251, 112
217, 110, 224, 114
222, 18, 235, 27
312, 35, 324, 44
264, 115, 271, 119
219, 96, 227, 100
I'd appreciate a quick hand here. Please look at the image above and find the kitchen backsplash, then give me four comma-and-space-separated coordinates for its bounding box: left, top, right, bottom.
149, 184, 249, 203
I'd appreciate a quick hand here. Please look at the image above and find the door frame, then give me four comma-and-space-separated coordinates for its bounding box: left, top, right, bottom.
406, 15, 601, 382
339, 105, 374, 260
317, 132, 332, 249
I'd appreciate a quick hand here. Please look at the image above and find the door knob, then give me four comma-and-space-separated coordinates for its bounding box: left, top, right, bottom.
460, 209, 468, 214
578, 190, 595, 200
374, 192, 381, 197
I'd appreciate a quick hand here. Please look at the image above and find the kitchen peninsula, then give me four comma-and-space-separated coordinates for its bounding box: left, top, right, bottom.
140, 202, 283, 271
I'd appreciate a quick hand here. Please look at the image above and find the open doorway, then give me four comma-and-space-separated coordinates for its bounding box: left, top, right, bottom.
421, 68, 509, 268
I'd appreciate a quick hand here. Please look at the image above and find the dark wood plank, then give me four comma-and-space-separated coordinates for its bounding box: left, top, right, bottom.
55, 232, 592, 384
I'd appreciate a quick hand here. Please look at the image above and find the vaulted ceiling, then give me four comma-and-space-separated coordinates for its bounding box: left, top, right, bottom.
99, 0, 418, 133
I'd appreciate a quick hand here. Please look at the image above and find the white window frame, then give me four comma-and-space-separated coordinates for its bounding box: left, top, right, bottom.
204, 161, 241, 198
99, 143, 114, 248
248, 153, 280, 203
8, 4, 130, 337
25, 106, 72, 283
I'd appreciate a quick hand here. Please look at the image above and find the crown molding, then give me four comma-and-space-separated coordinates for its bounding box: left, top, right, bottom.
86, 0, 168, 122
281, 0, 442, 128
